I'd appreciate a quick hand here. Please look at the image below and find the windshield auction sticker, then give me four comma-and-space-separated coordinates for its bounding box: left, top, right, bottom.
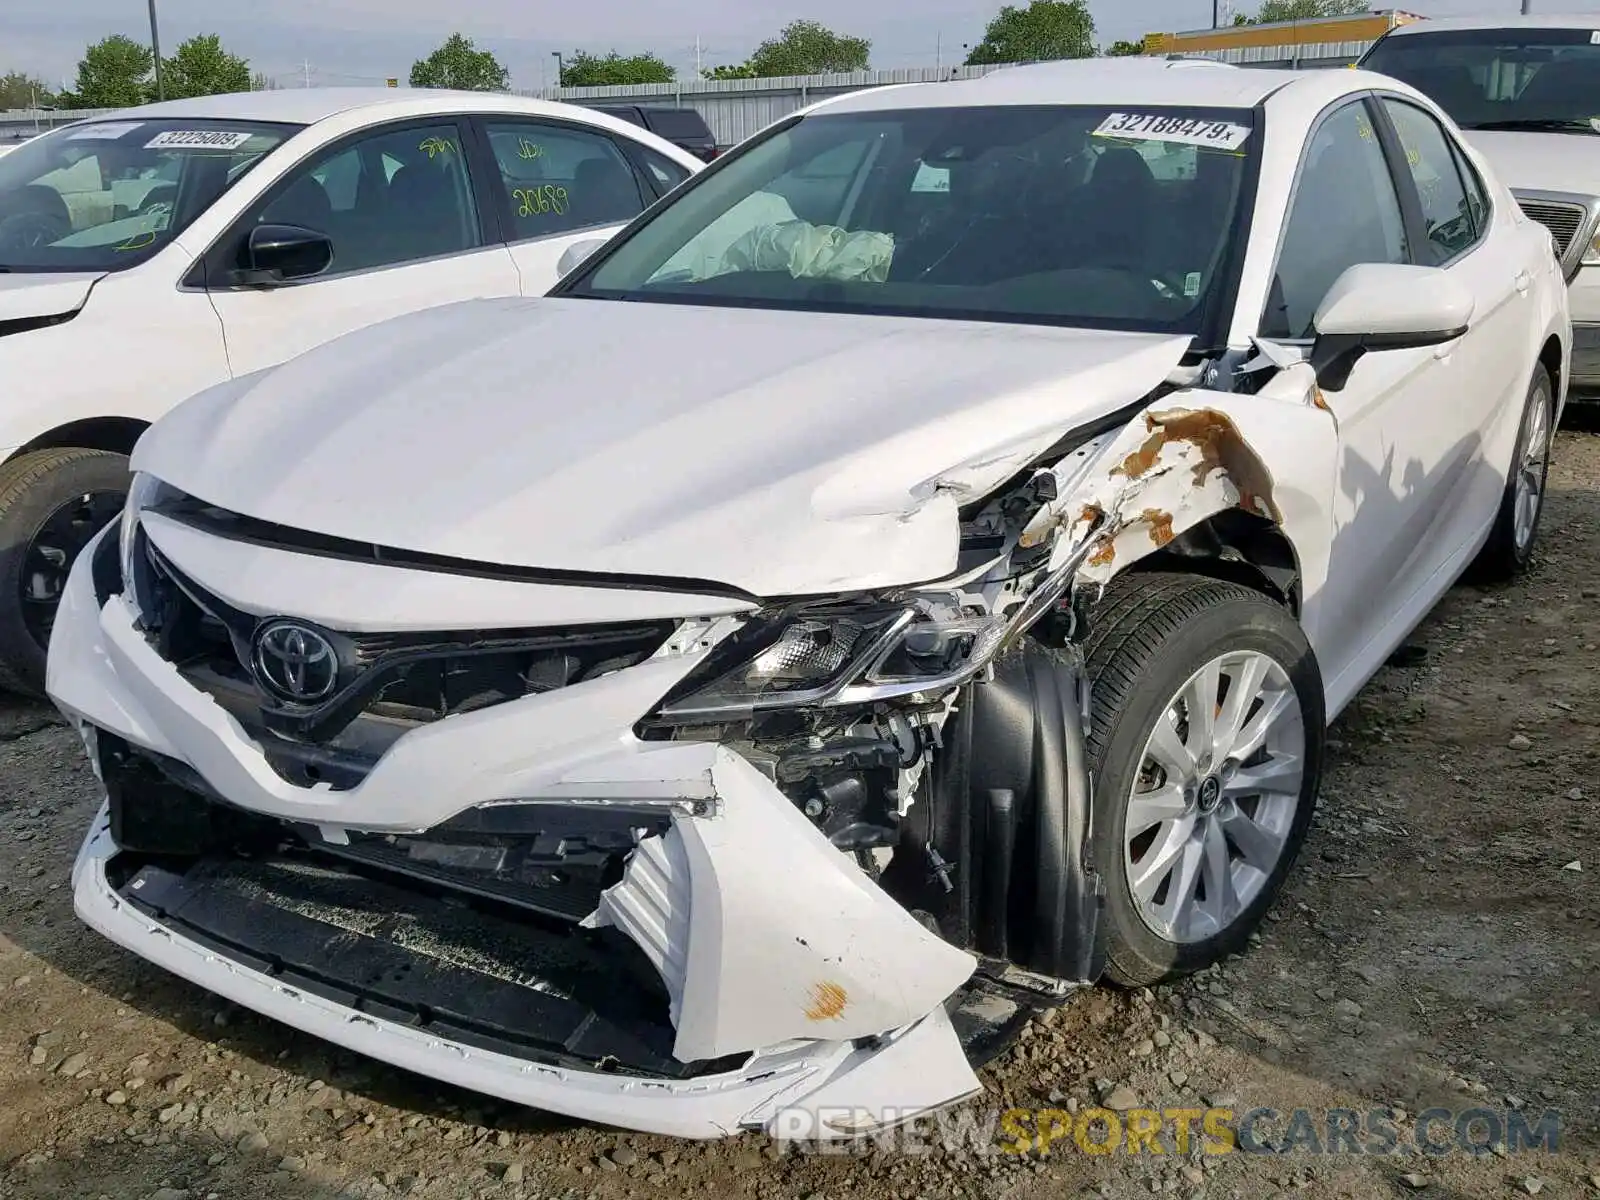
144, 129, 255, 151
1093, 113, 1252, 150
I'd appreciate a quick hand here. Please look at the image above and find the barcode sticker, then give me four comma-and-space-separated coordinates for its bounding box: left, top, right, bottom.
144, 129, 254, 150
1094, 112, 1252, 150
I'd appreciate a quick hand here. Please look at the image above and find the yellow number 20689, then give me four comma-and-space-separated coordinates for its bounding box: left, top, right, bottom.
512, 185, 570, 217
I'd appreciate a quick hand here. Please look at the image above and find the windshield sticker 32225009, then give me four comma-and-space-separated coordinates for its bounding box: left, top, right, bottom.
143, 129, 255, 151
1093, 113, 1252, 150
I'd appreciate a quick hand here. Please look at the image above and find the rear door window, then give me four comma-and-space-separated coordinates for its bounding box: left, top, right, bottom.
484, 120, 646, 238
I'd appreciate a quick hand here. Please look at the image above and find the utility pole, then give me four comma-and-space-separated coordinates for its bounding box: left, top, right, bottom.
694, 35, 704, 78
1213, 0, 1220, 27
303, 59, 311, 87
552, 51, 563, 89
147, 0, 165, 100
936, 31, 943, 70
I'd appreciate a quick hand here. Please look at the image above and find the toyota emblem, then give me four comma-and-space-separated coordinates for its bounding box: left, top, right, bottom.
252, 621, 339, 703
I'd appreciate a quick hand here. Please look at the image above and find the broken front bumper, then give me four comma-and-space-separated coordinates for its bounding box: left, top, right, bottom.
50, 527, 984, 1139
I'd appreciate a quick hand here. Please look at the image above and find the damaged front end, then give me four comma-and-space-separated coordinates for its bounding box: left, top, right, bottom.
55, 358, 1333, 1141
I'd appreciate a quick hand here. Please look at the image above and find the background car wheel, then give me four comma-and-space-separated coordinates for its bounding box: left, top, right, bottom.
1081, 572, 1325, 987
1471, 365, 1554, 582
0, 448, 130, 697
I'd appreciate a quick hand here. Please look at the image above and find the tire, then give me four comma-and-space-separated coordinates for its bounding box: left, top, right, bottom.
0, 448, 131, 697
1471, 365, 1554, 582
1080, 572, 1325, 987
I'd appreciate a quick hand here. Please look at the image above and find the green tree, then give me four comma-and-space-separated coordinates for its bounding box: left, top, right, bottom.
705, 62, 757, 80
0, 72, 54, 109
966, 1, 1095, 66
1240, 0, 1368, 23
58, 34, 153, 109
161, 34, 251, 99
745, 20, 870, 76
560, 51, 674, 87
1105, 38, 1147, 57
409, 33, 509, 91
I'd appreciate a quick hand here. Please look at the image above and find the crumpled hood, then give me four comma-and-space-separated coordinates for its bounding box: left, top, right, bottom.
136, 297, 1190, 596
0, 271, 103, 326
1462, 131, 1600, 197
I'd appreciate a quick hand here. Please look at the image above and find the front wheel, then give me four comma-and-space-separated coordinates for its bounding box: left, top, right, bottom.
0, 448, 130, 696
1081, 573, 1324, 987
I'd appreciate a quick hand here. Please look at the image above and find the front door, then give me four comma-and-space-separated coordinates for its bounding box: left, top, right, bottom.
204, 119, 520, 376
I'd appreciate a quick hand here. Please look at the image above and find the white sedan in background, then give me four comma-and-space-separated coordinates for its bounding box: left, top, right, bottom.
0, 88, 699, 693
51, 59, 1569, 1140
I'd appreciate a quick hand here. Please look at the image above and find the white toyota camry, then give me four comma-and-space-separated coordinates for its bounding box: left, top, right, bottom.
48, 59, 1570, 1140
0, 88, 699, 694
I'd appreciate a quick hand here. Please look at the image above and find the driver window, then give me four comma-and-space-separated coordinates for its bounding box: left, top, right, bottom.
1263, 102, 1409, 339
243, 122, 481, 277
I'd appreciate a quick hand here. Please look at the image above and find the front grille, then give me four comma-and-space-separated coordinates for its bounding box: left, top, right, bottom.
132, 528, 675, 779
1518, 198, 1586, 257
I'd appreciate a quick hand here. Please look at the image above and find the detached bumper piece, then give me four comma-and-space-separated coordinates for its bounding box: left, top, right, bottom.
78, 730, 987, 1138
114, 857, 723, 1080
102, 734, 720, 1079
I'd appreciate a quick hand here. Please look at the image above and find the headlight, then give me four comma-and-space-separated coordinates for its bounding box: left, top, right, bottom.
654, 600, 1009, 723
119, 472, 172, 619
651, 508, 1113, 725
1584, 230, 1600, 266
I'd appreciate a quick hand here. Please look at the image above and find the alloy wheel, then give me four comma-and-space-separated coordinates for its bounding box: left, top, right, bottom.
1122, 650, 1307, 945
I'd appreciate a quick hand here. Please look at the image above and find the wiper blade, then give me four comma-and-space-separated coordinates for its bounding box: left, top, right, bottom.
1467, 119, 1599, 133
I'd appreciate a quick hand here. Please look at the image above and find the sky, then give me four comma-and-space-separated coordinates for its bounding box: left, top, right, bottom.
10, 0, 1600, 93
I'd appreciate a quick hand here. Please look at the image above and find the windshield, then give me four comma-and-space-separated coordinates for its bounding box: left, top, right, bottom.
0, 117, 297, 272
565, 104, 1257, 335
1362, 28, 1600, 132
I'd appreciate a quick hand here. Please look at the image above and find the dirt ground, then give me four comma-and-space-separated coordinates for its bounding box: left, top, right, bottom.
2, 428, 1597, 1200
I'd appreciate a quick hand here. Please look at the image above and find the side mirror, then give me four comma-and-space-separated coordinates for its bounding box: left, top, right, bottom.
237, 223, 333, 286
557, 237, 608, 279
1309, 263, 1475, 390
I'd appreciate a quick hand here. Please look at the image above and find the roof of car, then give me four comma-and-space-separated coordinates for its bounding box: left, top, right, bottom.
94, 87, 610, 128
1382, 13, 1600, 35
815, 58, 1307, 116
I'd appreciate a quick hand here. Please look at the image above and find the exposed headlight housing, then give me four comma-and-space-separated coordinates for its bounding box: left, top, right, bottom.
647, 506, 1110, 726
1583, 230, 1600, 266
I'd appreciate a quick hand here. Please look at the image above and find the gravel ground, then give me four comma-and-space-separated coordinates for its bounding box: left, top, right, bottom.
2, 427, 1598, 1200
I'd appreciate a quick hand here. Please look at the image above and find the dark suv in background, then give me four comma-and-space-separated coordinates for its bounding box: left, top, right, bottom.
590, 105, 719, 162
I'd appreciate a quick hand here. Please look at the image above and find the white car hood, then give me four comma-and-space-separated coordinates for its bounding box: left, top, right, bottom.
0, 271, 104, 325
136, 297, 1192, 596
1461, 130, 1600, 197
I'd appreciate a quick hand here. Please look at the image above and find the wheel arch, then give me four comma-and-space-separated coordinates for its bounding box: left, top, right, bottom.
1109, 508, 1301, 615
8, 417, 149, 462
1538, 332, 1564, 412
